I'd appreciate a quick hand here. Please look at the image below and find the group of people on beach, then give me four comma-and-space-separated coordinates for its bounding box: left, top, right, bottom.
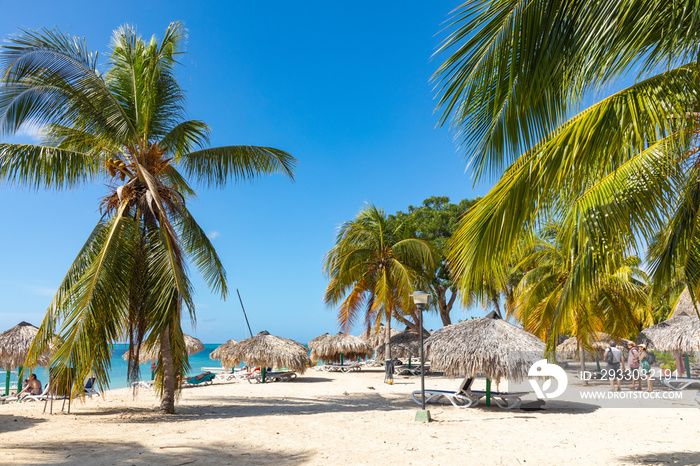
604, 341, 653, 392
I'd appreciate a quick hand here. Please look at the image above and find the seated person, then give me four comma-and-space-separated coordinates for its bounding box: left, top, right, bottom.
17, 374, 42, 396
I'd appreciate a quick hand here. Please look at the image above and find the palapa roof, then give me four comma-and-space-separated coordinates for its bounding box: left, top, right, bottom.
308, 332, 372, 362
122, 334, 205, 363
210, 339, 237, 361
359, 325, 399, 349
425, 312, 545, 382
0, 321, 51, 369
637, 290, 700, 352
556, 333, 631, 359
216, 331, 311, 373
375, 328, 430, 359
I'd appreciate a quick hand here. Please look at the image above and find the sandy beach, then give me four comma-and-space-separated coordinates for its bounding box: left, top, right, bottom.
1, 368, 699, 465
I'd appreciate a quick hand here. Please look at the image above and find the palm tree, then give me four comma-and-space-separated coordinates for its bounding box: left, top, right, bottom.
434, 2, 700, 310
0, 23, 295, 413
511, 222, 652, 377
514, 225, 651, 342
323, 204, 434, 363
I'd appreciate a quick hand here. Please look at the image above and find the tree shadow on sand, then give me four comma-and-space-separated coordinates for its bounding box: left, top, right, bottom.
73, 392, 414, 422
71, 391, 601, 423
3, 439, 312, 465
0, 413, 46, 434
617, 451, 700, 465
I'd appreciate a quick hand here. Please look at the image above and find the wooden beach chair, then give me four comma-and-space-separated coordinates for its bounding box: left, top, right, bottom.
411, 377, 527, 409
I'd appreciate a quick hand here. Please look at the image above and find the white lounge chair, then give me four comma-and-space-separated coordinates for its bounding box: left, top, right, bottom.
411, 377, 527, 409
248, 371, 297, 383
661, 377, 700, 406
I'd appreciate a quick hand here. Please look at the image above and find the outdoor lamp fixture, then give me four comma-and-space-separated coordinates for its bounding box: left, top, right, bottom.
412, 290, 430, 422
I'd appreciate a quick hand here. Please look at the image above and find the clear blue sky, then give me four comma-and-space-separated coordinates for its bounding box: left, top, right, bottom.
0, 1, 493, 344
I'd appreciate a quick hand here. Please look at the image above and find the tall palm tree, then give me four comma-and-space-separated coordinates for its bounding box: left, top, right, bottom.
433, 2, 700, 310
323, 204, 434, 363
512, 223, 652, 347
0, 23, 295, 413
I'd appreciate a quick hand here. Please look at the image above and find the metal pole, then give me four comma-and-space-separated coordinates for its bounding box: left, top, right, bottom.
685, 353, 691, 378
237, 289, 254, 338
4, 369, 9, 396
419, 304, 426, 411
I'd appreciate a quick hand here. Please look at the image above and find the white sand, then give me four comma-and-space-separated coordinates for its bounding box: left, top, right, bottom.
1, 368, 699, 465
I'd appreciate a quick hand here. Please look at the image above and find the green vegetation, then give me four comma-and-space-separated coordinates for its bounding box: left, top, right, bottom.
434, 2, 700, 317
389, 196, 479, 325
510, 221, 651, 357
323, 204, 434, 360
0, 23, 294, 413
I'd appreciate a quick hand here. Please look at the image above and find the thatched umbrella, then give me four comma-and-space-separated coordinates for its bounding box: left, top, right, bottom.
375, 328, 431, 360
425, 312, 545, 405
360, 325, 399, 358
556, 334, 631, 362
637, 290, 700, 353
308, 333, 331, 363
309, 332, 372, 364
122, 334, 205, 363
0, 321, 51, 396
216, 331, 311, 382
209, 339, 237, 369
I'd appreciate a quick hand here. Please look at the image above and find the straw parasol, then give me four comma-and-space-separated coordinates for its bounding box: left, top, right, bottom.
308, 333, 331, 362
360, 325, 399, 350
122, 334, 205, 363
375, 328, 430, 359
425, 312, 545, 382
556, 334, 631, 361
636, 289, 700, 352
0, 321, 51, 369
215, 331, 311, 373
309, 332, 372, 363
210, 339, 237, 362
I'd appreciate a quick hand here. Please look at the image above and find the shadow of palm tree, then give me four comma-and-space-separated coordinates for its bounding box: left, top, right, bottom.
73, 392, 414, 422
617, 451, 700, 465
3, 439, 312, 465
0, 413, 46, 434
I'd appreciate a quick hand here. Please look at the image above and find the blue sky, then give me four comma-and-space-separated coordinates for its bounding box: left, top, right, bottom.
0, 1, 493, 344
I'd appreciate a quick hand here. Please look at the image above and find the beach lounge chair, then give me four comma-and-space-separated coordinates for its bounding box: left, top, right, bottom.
395, 364, 429, 376
661, 377, 700, 406
248, 371, 297, 383
183, 371, 215, 387
130, 380, 154, 389
411, 377, 527, 409
83, 377, 100, 398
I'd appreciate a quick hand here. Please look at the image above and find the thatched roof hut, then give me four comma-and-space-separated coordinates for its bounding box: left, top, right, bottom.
0, 321, 51, 369
360, 325, 399, 349
210, 339, 237, 361
375, 328, 430, 359
636, 289, 700, 352
122, 334, 205, 363
556, 334, 631, 361
425, 312, 545, 382
309, 332, 372, 363
216, 331, 311, 373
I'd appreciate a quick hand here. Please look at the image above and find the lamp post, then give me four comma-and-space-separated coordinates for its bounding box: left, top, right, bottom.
412, 290, 430, 422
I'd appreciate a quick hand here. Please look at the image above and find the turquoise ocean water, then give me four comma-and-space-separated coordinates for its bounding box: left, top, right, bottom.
4, 343, 229, 391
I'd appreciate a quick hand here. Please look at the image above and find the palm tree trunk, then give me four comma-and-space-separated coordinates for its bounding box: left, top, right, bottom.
384, 309, 392, 361
159, 324, 176, 414
579, 345, 588, 386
